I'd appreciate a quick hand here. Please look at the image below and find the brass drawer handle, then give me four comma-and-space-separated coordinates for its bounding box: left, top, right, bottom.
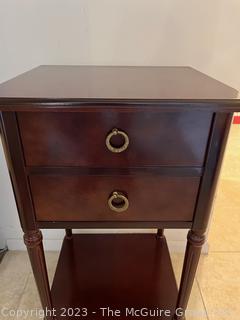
108, 191, 129, 213
106, 128, 129, 153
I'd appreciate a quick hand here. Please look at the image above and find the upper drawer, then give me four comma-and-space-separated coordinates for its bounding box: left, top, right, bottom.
17, 111, 212, 167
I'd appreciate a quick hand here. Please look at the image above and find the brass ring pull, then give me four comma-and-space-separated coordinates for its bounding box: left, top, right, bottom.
108, 191, 129, 213
106, 128, 129, 153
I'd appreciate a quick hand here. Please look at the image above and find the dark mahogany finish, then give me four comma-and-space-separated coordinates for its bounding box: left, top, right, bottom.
0, 66, 238, 102
51, 234, 178, 320
174, 230, 205, 320
0, 112, 36, 231
0, 66, 240, 320
174, 112, 233, 319
30, 174, 200, 222
18, 111, 212, 167
24, 230, 53, 320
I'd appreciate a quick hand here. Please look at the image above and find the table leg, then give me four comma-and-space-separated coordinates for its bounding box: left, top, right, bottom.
24, 230, 54, 320
65, 229, 73, 239
157, 229, 164, 237
174, 230, 205, 320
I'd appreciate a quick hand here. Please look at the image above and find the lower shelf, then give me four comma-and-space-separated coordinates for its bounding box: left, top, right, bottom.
51, 234, 178, 319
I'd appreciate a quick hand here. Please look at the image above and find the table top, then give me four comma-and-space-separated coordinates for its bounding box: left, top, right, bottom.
0, 65, 238, 101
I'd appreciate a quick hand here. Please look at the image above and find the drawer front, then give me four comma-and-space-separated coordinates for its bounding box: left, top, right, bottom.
30, 175, 200, 222
18, 111, 212, 167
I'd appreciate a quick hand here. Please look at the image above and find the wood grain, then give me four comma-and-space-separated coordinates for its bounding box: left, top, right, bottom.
0, 112, 36, 231
18, 111, 212, 167
0, 66, 238, 101
30, 174, 200, 222
0, 66, 238, 319
51, 234, 178, 320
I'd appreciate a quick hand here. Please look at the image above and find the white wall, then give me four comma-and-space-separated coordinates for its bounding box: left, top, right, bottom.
0, 0, 239, 251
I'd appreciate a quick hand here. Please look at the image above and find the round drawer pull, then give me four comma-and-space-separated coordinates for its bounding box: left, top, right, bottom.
106, 128, 129, 153
108, 191, 129, 213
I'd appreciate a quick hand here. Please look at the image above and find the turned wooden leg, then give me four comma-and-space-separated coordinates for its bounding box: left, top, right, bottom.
174, 230, 205, 320
65, 229, 73, 239
24, 230, 54, 320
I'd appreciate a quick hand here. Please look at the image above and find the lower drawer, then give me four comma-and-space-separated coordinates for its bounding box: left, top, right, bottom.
30, 175, 200, 222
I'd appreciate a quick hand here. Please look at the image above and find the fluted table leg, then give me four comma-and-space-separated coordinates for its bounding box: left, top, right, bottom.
174, 230, 205, 320
24, 230, 54, 320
